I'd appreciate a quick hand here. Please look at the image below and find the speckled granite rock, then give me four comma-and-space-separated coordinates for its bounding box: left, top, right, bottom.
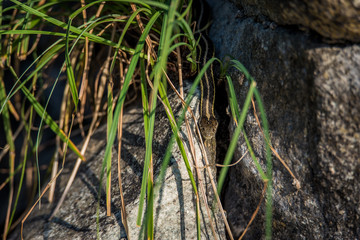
229, 0, 360, 42
9, 85, 225, 240
208, 0, 360, 239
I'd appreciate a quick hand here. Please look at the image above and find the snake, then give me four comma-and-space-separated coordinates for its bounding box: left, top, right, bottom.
194, 0, 219, 175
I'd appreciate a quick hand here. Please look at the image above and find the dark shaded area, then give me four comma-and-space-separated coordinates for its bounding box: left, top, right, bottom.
228, 0, 360, 42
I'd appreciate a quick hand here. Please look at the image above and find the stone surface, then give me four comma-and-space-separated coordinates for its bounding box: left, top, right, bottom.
229, 0, 360, 42
9, 85, 225, 239
208, 0, 360, 239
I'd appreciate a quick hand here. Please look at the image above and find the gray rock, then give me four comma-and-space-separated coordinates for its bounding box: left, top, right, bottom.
208, 0, 360, 239
229, 0, 360, 42
9, 86, 225, 239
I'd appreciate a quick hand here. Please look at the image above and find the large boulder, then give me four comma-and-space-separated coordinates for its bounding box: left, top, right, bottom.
208, 0, 360, 239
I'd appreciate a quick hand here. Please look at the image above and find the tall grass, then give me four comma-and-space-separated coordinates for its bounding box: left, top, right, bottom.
0, 0, 274, 239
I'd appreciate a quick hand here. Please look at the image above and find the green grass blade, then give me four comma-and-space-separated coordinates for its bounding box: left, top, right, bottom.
167, 41, 191, 55
136, 9, 170, 229
140, 59, 149, 142
225, 74, 240, 124
254, 88, 273, 240
137, 39, 167, 234
217, 81, 256, 194
226, 74, 267, 179
64, 18, 78, 110
146, 170, 154, 239
229, 59, 255, 83
106, 82, 113, 215
23, 87, 84, 159
22, 21, 94, 172
243, 129, 267, 180
0, 29, 81, 38
157, 79, 199, 191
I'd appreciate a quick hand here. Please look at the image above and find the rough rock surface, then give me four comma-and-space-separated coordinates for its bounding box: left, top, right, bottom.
9, 86, 225, 239
229, 0, 360, 42
208, 0, 360, 239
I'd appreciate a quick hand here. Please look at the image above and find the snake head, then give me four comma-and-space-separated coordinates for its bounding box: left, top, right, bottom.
199, 116, 218, 140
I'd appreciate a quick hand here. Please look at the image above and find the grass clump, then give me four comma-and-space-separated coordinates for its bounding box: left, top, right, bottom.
0, 1, 276, 239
